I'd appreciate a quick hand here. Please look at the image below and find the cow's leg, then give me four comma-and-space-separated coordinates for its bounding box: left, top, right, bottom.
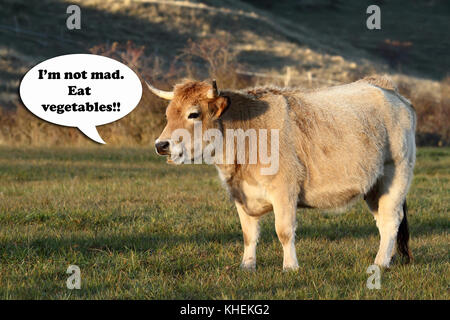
272, 192, 298, 271
365, 180, 398, 262
236, 202, 260, 270
372, 162, 412, 267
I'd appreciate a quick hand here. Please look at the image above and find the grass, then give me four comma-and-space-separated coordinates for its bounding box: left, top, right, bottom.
0, 146, 448, 299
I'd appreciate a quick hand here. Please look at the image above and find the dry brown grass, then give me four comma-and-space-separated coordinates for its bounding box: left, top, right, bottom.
0, 39, 252, 147
377, 39, 414, 69
0, 38, 448, 146
396, 75, 450, 146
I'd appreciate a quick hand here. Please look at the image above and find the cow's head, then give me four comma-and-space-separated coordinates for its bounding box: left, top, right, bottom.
147, 79, 229, 164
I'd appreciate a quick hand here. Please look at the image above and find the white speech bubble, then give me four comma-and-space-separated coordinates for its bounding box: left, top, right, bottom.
19, 54, 143, 144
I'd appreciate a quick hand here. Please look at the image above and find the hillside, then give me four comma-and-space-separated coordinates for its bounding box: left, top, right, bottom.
0, 0, 448, 145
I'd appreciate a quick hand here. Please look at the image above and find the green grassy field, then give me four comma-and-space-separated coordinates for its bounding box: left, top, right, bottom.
0, 146, 448, 299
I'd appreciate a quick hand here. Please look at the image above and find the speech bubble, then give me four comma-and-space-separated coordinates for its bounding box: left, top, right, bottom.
19, 54, 143, 144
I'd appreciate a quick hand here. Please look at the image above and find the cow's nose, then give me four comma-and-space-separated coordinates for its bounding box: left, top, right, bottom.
155, 140, 170, 155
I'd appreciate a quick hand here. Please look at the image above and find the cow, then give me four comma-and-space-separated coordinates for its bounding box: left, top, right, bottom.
147, 75, 416, 270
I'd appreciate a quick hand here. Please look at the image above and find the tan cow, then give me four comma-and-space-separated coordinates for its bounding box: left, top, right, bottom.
148, 75, 416, 270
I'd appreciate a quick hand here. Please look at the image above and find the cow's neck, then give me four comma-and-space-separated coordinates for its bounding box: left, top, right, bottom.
212, 92, 266, 186
213, 116, 249, 187
214, 117, 238, 184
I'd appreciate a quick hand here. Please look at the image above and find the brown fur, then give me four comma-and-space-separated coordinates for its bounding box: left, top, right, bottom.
152, 74, 416, 269
358, 75, 398, 91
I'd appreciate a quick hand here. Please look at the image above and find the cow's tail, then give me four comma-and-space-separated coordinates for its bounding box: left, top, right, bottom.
397, 200, 412, 263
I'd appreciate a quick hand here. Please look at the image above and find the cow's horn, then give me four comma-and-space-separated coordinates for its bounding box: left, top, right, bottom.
207, 79, 219, 99
145, 81, 174, 100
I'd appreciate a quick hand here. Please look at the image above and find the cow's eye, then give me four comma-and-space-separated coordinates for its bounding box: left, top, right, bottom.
188, 112, 200, 119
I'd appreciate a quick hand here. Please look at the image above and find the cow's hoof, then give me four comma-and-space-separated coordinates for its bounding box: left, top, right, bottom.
240, 261, 256, 271
374, 256, 391, 269
283, 264, 299, 272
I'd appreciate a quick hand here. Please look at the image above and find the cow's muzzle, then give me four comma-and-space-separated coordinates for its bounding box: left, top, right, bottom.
155, 140, 170, 155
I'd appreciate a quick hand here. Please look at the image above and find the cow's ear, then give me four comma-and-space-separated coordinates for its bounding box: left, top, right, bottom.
210, 96, 230, 119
